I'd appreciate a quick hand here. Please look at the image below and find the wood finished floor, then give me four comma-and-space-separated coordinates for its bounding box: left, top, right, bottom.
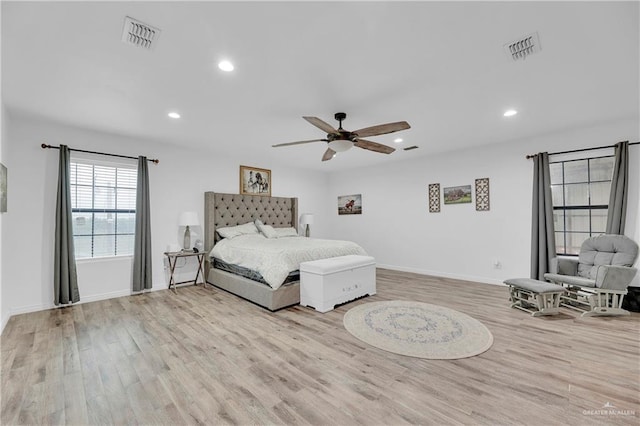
1, 269, 639, 425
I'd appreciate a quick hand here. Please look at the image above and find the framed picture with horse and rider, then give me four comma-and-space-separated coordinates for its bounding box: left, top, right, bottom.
338, 194, 362, 215
239, 165, 271, 196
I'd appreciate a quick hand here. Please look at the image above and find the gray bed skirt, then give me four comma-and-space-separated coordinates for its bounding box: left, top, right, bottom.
207, 267, 300, 311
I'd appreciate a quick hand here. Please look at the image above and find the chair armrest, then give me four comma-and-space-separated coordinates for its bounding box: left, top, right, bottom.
594, 265, 638, 290
552, 257, 578, 276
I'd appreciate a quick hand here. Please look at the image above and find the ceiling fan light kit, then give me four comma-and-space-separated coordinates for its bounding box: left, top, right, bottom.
273, 112, 411, 162
328, 139, 353, 152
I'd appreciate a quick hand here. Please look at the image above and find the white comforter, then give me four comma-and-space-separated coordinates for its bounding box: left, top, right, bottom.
210, 234, 367, 289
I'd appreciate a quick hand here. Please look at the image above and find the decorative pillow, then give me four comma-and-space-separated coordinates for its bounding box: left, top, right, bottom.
255, 220, 278, 239
216, 222, 259, 239
274, 227, 299, 238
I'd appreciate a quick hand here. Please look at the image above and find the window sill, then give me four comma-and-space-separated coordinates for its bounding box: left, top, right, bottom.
76, 255, 133, 264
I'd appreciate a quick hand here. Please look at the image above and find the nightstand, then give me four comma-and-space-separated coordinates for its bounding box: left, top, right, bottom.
164, 251, 207, 293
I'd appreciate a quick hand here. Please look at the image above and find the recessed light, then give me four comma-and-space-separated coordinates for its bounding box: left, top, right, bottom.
503, 109, 518, 117
394, 138, 403, 143
168, 112, 180, 119
218, 60, 234, 72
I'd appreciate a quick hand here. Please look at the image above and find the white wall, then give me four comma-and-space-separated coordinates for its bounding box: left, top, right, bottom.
2, 112, 328, 319
0, 0, 4, 333
0, 104, 7, 331
326, 119, 640, 285
2, 112, 638, 330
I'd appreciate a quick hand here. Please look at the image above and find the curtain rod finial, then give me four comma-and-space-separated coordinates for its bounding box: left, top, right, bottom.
41, 143, 49, 149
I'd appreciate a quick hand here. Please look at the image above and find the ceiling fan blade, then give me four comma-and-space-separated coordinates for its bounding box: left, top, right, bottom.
354, 139, 396, 154
272, 139, 327, 148
303, 116, 339, 134
322, 148, 336, 161
353, 121, 410, 138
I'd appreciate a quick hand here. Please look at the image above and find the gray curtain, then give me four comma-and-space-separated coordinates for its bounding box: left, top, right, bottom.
54, 145, 80, 305
531, 152, 556, 280
606, 141, 629, 235
133, 156, 152, 292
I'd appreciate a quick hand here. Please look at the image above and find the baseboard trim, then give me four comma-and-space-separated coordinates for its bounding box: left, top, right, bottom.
8, 289, 133, 317
2, 282, 169, 335
376, 263, 506, 287
1, 311, 10, 336
9, 302, 51, 317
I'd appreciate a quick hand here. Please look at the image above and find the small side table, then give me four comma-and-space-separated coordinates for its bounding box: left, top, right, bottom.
164, 251, 207, 293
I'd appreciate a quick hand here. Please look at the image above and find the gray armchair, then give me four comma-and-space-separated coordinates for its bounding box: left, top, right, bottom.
544, 234, 639, 317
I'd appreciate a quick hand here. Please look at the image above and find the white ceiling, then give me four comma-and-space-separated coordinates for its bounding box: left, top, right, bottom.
2, 1, 638, 171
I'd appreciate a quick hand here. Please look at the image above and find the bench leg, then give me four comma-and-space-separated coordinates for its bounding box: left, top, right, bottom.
532, 292, 562, 316
509, 286, 563, 316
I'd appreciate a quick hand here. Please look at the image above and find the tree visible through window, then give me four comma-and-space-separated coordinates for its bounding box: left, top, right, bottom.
70, 160, 137, 258
550, 156, 614, 255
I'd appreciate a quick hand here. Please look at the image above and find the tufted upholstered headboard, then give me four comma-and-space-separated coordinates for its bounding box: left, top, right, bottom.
204, 192, 298, 252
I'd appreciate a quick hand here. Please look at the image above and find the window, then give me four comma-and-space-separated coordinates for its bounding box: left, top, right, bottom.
70, 159, 137, 259
550, 156, 614, 255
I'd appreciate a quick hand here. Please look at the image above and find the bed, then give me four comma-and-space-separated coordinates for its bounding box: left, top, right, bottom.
204, 192, 366, 310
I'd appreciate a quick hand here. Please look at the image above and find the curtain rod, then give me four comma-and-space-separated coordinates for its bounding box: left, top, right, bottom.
41, 143, 159, 164
525, 141, 639, 159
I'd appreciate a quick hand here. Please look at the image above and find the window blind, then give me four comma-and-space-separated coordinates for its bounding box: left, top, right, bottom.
70, 159, 137, 258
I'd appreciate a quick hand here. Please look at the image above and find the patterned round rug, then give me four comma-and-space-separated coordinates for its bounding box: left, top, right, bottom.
343, 301, 493, 359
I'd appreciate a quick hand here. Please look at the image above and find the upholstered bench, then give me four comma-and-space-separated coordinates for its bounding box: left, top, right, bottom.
300, 255, 376, 313
505, 278, 566, 317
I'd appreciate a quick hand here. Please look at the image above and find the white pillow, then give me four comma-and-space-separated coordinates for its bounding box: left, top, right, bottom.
274, 227, 299, 238
217, 222, 259, 239
255, 220, 278, 239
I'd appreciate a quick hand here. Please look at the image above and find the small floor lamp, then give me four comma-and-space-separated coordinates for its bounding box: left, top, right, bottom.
178, 211, 199, 250
300, 213, 314, 237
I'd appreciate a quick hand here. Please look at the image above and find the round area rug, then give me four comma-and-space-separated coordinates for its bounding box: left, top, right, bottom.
343, 301, 493, 359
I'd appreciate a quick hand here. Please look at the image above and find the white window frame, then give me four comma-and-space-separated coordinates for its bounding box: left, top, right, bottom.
70, 153, 137, 259
550, 148, 614, 256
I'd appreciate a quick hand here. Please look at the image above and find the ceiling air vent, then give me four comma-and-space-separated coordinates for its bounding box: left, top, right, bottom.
504, 32, 541, 61
404, 146, 419, 151
121, 16, 160, 50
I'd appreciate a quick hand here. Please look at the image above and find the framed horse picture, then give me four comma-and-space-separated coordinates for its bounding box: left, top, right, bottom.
239, 165, 271, 196
338, 194, 362, 215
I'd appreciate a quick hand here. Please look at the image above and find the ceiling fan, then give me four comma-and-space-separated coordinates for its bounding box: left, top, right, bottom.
272, 112, 411, 161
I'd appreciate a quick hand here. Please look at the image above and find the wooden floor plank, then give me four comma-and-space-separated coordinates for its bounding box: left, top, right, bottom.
1, 268, 639, 425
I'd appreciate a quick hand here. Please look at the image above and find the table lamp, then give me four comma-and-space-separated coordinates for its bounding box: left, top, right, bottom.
178, 211, 199, 250
300, 213, 314, 237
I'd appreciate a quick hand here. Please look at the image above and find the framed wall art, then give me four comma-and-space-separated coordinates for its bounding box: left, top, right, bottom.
475, 178, 490, 211
338, 194, 362, 215
428, 183, 440, 213
443, 185, 472, 204
239, 165, 271, 196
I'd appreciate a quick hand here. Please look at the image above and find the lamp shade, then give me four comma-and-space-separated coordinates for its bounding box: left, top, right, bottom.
300, 213, 314, 225
328, 139, 353, 153
178, 211, 199, 226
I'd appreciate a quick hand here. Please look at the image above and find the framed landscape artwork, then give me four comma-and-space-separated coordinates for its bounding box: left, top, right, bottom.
0, 163, 6, 213
338, 194, 362, 215
239, 165, 271, 196
443, 185, 472, 204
